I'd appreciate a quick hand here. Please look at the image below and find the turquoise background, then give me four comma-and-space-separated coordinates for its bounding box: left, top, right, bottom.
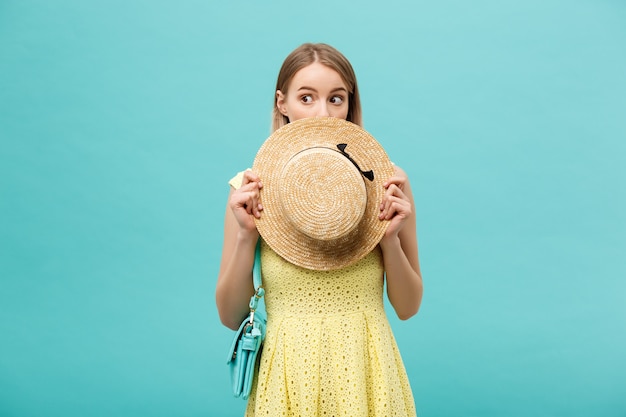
1, 0, 625, 416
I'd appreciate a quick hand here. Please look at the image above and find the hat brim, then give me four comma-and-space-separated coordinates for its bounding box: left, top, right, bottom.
252, 117, 394, 271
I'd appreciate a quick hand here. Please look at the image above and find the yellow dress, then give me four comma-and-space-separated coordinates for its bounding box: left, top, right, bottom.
230, 172, 417, 417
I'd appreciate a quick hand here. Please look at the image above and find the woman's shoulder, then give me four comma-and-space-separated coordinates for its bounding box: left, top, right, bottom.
392, 163, 407, 177
228, 169, 251, 189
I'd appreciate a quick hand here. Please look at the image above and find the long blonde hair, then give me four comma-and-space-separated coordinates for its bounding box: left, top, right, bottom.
272, 43, 362, 132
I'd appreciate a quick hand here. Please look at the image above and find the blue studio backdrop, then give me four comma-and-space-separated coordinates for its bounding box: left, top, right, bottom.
1, 1, 625, 416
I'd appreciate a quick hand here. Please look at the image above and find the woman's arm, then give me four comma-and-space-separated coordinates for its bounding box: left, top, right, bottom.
215, 171, 264, 330
379, 165, 423, 320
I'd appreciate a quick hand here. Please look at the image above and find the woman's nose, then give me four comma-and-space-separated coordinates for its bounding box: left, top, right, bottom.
317, 103, 330, 117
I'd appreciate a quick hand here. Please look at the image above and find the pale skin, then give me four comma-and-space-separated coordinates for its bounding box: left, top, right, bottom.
216, 62, 423, 330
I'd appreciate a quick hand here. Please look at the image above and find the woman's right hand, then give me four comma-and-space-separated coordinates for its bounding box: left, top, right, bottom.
229, 170, 263, 233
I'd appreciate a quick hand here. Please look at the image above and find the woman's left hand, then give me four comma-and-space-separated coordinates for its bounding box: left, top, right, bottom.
379, 172, 412, 239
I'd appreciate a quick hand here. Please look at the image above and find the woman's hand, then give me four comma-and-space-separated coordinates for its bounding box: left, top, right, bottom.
379, 170, 412, 240
229, 170, 263, 233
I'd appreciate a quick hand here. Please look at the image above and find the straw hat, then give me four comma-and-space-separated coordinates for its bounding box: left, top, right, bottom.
252, 117, 394, 270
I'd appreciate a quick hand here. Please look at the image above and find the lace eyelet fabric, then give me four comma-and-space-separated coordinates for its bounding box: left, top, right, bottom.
245, 242, 416, 417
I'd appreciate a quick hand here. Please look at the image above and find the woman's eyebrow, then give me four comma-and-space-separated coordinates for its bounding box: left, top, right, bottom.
296, 86, 348, 93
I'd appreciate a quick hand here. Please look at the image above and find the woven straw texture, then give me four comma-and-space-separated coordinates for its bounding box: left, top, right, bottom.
252, 117, 394, 270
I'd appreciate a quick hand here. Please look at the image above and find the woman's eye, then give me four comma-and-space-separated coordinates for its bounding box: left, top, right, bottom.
300, 95, 313, 103
330, 96, 344, 105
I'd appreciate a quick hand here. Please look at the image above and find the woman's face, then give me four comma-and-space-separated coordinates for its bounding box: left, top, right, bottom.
276, 62, 349, 122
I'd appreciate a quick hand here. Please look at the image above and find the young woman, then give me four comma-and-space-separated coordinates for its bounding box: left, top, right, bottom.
216, 43, 423, 416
